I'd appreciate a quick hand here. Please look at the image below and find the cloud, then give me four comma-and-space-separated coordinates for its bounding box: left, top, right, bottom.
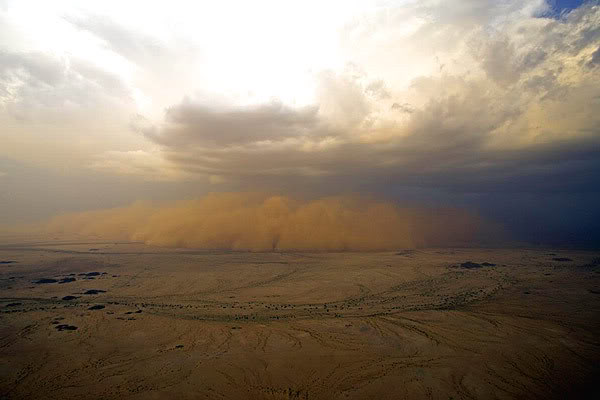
64, 14, 167, 68
88, 149, 193, 181
391, 103, 415, 113
128, 2, 599, 197
589, 46, 600, 67
146, 100, 320, 147
0, 50, 132, 120
40, 193, 501, 250
0, 47, 144, 170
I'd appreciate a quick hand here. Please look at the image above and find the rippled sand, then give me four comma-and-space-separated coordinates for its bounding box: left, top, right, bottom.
1, 241, 599, 399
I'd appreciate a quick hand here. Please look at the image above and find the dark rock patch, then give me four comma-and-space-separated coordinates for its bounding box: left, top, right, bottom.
588, 289, 600, 294
88, 305, 105, 310
454, 261, 496, 269
83, 289, 106, 295
5, 302, 22, 307
0, 260, 17, 264
135, 310, 142, 313
553, 257, 572, 262
58, 277, 76, 284
34, 278, 58, 284
62, 295, 78, 301
83, 272, 101, 276
55, 324, 78, 331
175, 344, 184, 348
89, 248, 100, 251
84, 277, 95, 280
459, 262, 482, 269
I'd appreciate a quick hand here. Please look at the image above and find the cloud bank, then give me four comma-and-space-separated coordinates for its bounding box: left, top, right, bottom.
1, 1, 599, 247
42, 193, 499, 251
125, 2, 600, 193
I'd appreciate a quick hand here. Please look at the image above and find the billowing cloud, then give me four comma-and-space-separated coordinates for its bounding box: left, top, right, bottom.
146, 101, 320, 147
116, 2, 598, 195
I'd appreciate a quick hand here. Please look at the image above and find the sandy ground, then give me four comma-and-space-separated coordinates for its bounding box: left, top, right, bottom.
0, 241, 599, 399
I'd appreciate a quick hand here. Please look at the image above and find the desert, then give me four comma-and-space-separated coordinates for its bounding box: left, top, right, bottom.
1, 241, 598, 399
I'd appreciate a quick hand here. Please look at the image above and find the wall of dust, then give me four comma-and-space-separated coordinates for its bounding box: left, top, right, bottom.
40, 193, 498, 250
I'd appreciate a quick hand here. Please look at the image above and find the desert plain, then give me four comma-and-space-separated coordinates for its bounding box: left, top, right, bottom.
0, 241, 599, 399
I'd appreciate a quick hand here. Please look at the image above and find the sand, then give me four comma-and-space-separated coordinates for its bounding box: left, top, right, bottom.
0, 241, 599, 399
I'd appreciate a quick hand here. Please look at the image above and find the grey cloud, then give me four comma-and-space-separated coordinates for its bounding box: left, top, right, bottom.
146, 100, 320, 147
589, 46, 600, 67
62, 13, 203, 118
477, 40, 548, 86
365, 80, 391, 99
146, 70, 599, 192
520, 48, 547, 70
523, 71, 557, 92
477, 38, 523, 85
0, 50, 131, 120
64, 15, 165, 66
0, 51, 64, 86
391, 102, 414, 113
64, 14, 198, 87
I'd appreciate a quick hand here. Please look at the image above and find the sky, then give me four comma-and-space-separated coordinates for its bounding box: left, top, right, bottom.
1, 0, 599, 247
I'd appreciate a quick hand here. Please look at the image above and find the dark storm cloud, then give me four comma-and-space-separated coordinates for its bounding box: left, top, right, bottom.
145, 100, 321, 147
144, 67, 599, 192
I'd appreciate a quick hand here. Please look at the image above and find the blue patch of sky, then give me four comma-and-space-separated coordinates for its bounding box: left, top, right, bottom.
539, 0, 591, 18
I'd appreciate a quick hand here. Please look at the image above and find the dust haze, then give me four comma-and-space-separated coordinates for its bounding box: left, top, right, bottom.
40, 193, 497, 251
